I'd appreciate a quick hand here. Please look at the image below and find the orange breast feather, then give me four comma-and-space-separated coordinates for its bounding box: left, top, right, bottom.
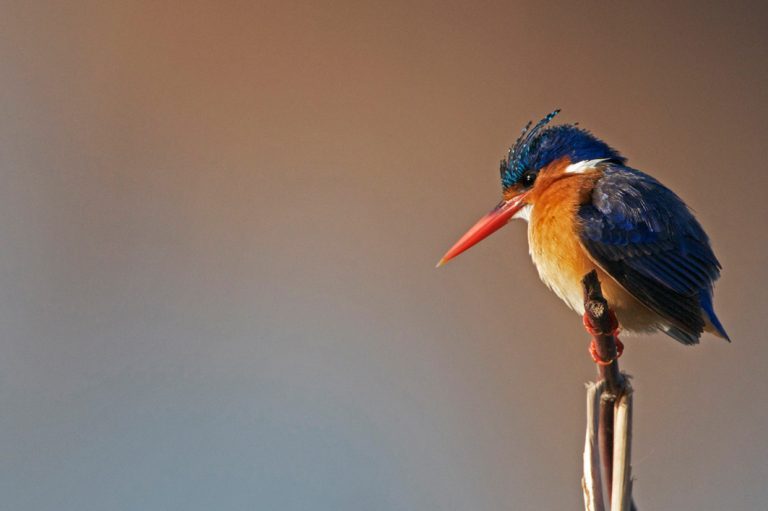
526, 164, 659, 332
528, 172, 596, 313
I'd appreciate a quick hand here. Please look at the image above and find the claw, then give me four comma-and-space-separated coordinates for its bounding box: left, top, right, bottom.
589, 338, 624, 365
582, 310, 619, 337
584, 311, 623, 365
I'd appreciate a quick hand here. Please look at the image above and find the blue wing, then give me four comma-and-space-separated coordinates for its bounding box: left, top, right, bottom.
578, 165, 726, 344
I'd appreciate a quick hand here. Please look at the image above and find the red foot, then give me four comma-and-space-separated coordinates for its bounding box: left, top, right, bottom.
589, 337, 624, 365
582, 310, 619, 337
583, 311, 624, 365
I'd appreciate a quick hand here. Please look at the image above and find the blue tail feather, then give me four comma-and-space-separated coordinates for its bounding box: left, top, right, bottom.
700, 290, 730, 341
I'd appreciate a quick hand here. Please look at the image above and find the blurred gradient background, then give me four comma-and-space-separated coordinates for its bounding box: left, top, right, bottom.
1, 1, 767, 510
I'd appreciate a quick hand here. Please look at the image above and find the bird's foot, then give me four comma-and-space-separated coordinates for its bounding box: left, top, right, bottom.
582, 310, 619, 337
583, 310, 624, 365
589, 337, 624, 365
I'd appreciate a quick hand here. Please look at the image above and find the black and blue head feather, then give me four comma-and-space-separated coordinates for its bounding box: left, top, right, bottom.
499, 109, 626, 189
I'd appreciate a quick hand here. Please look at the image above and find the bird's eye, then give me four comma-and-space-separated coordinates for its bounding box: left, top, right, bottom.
521, 172, 537, 187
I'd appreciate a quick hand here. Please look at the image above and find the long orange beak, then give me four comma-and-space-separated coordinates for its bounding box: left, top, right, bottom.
436, 192, 529, 268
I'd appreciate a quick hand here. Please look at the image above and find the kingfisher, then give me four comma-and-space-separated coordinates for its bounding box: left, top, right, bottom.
437, 109, 729, 360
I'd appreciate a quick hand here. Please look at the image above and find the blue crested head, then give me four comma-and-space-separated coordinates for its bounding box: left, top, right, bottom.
499, 109, 626, 190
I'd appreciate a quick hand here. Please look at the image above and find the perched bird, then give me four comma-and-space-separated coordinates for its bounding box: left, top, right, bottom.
437, 109, 728, 359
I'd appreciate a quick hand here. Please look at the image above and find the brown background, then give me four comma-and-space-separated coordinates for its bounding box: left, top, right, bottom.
1, 1, 767, 509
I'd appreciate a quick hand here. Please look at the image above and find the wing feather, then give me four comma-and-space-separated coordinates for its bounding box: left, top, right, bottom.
578, 166, 721, 343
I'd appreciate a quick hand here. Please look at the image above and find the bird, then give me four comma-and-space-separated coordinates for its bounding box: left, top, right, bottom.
437, 109, 729, 361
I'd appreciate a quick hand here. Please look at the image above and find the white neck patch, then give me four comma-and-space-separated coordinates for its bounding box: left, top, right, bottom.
512, 203, 533, 222
564, 158, 609, 174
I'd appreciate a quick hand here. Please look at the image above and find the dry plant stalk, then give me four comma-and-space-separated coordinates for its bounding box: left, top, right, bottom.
611, 391, 633, 511
582, 381, 605, 511
581, 271, 636, 511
